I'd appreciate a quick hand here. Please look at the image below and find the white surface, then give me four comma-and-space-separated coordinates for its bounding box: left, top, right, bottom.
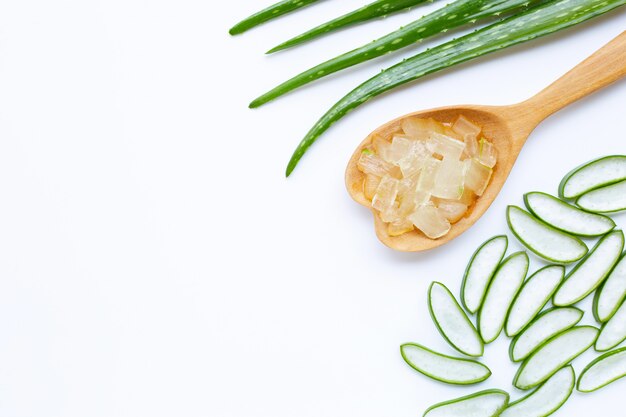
0, 1, 623, 416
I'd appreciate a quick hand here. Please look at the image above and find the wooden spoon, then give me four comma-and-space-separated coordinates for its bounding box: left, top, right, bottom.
346, 31, 626, 252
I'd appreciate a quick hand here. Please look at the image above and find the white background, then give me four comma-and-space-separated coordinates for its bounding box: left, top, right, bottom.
0, 1, 624, 416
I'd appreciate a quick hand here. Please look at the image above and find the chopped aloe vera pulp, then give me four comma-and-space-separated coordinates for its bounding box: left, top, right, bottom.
509, 307, 584, 362
500, 366, 574, 417
507, 206, 588, 264
506, 265, 564, 337
409, 202, 451, 239
553, 230, 624, 306
432, 159, 465, 200
576, 179, 626, 213
595, 298, 626, 352
577, 347, 626, 392
559, 155, 626, 199
461, 235, 508, 314
524, 191, 615, 237
429, 282, 483, 357
594, 254, 626, 322
478, 252, 528, 343
423, 389, 509, 417
400, 343, 491, 385
358, 117, 496, 238
513, 326, 598, 390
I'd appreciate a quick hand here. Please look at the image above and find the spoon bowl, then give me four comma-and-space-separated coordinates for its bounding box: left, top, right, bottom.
346, 31, 626, 252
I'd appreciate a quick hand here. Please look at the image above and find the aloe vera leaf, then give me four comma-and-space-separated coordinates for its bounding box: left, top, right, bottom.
251, 0, 545, 106
284, 0, 626, 176
229, 0, 322, 35
267, 0, 431, 53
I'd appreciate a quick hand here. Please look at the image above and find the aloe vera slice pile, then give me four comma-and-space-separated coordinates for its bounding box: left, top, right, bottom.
400, 155, 626, 416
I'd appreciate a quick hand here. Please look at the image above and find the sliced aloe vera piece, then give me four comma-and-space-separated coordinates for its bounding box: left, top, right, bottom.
576, 179, 626, 213
507, 206, 588, 264
524, 192, 615, 237
553, 230, 624, 306
478, 252, 528, 343
506, 265, 564, 337
429, 282, 483, 357
461, 235, 508, 314
577, 347, 626, 392
423, 389, 509, 417
513, 326, 598, 390
400, 343, 491, 385
594, 253, 626, 322
559, 155, 626, 199
501, 366, 574, 417
595, 298, 626, 351
509, 307, 584, 362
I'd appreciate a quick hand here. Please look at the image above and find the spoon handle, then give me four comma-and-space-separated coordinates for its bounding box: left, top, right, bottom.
520, 30, 626, 125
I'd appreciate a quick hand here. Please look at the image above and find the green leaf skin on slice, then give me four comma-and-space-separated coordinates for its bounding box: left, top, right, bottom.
577, 347, 626, 392
509, 307, 584, 362
429, 282, 483, 357
553, 230, 624, 306
267, 0, 430, 53
513, 326, 598, 390
576, 179, 626, 213
524, 191, 615, 237
595, 298, 626, 352
507, 205, 588, 264
506, 265, 564, 337
500, 366, 574, 417
478, 252, 528, 344
559, 155, 626, 199
423, 389, 509, 417
593, 253, 626, 323
229, 0, 321, 35
461, 235, 508, 314
282, 0, 626, 175
400, 343, 491, 385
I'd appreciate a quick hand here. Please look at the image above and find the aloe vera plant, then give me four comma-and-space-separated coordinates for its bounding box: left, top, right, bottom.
267, 0, 431, 53
284, 0, 626, 176
251, 0, 545, 107
229, 0, 322, 35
